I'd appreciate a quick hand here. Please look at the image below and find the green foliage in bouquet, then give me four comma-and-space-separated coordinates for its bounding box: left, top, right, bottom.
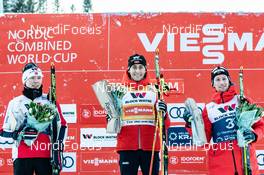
237, 100, 264, 147
111, 85, 127, 117
26, 101, 56, 123
239, 100, 263, 118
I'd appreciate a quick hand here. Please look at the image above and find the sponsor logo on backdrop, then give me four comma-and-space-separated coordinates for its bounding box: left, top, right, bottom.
168, 151, 207, 171
80, 105, 107, 124
169, 155, 206, 165
62, 152, 76, 172
67, 135, 75, 141
80, 152, 119, 172
180, 156, 205, 164
138, 23, 263, 65
80, 128, 117, 147
168, 103, 204, 122
256, 150, 264, 170
168, 127, 192, 147
92, 108, 107, 118
60, 104, 77, 123
82, 108, 91, 119
83, 157, 118, 166
169, 156, 179, 165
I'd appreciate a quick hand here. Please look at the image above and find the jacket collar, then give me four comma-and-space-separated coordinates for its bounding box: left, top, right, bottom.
211, 86, 237, 104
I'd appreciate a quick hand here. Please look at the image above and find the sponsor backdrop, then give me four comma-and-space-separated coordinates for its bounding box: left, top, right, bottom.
0, 13, 264, 174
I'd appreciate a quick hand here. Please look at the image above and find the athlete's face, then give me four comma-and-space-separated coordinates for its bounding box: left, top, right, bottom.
213, 74, 230, 92
128, 64, 146, 82
25, 76, 43, 89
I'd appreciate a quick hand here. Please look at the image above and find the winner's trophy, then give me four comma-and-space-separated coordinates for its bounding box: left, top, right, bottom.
185, 98, 207, 146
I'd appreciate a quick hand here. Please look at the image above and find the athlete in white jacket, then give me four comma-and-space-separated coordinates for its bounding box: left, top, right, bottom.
0, 63, 67, 175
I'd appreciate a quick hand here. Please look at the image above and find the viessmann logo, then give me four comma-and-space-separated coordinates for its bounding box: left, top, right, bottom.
83, 158, 118, 166
218, 103, 236, 113
138, 23, 264, 64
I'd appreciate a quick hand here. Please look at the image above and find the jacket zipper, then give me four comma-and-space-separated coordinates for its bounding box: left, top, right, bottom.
220, 92, 225, 103
138, 127, 141, 149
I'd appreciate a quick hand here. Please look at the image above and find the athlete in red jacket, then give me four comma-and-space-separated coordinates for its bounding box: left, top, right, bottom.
184, 66, 264, 175
113, 54, 170, 175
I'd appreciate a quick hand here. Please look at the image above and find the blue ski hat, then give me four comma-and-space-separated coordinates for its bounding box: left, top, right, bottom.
211, 66, 233, 86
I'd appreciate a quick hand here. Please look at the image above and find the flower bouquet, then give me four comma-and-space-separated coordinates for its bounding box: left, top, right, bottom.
17, 102, 57, 146
26, 101, 57, 132
237, 100, 263, 147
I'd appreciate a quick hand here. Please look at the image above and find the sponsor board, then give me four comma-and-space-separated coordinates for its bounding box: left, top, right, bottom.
80, 128, 117, 148
60, 104, 77, 123
62, 152, 77, 172
256, 150, 264, 170
168, 127, 192, 147
79, 104, 107, 124
168, 150, 207, 172
168, 103, 204, 122
80, 151, 119, 173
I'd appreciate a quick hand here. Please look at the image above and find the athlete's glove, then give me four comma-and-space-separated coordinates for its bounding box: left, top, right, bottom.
106, 114, 111, 123
156, 100, 167, 118
183, 109, 193, 128
243, 129, 256, 144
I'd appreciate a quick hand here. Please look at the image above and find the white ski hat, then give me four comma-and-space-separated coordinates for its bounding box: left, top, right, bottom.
22, 63, 43, 84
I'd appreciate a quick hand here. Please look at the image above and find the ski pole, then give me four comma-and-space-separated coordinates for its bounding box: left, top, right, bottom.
50, 63, 61, 175
239, 66, 252, 175
149, 49, 168, 175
